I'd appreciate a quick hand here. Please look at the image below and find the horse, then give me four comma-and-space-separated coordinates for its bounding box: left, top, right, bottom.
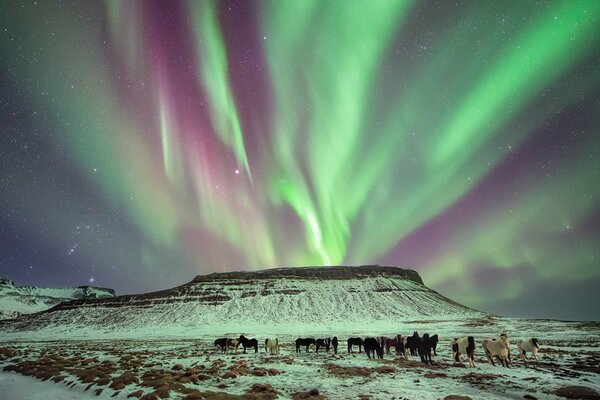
451, 336, 477, 367
347, 337, 363, 353
406, 331, 420, 356
417, 333, 433, 364
430, 334, 439, 356
265, 337, 279, 355
482, 334, 510, 367
295, 338, 316, 353
332, 337, 338, 354
516, 338, 541, 361
316, 338, 331, 353
237, 335, 258, 353
379, 335, 405, 356
214, 338, 228, 353
394, 335, 406, 357
226, 338, 239, 353
363, 337, 384, 359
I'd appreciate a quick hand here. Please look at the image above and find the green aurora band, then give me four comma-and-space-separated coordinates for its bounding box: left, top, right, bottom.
1, 0, 599, 316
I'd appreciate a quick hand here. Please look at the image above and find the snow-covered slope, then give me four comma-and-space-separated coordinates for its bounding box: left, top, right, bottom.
0, 265, 487, 339
0, 277, 115, 320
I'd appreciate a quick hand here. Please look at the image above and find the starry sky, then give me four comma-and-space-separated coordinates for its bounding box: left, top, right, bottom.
1, 1, 599, 321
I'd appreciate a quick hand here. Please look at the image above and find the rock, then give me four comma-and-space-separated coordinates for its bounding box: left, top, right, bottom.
555, 386, 600, 399
127, 390, 144, 398
171, 364, 184, 371
443, 396, 472, 400
309, 389, 320, 396
523, 395, 538, 399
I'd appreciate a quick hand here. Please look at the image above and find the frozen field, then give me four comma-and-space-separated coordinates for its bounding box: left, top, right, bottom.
0, 317, 599, 399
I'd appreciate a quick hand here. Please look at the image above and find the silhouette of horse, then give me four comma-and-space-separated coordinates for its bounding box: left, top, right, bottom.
295, 338, 316, 353
316, 338, 331, 353
347, 337, 363, 353
363, 337, 384, 359
332, 337, 338, 354
430, 334, 439, 356
406, 331, 420, 356
237, 335, 258, 353
214, 338, 228, 353
417, 333, 433, 364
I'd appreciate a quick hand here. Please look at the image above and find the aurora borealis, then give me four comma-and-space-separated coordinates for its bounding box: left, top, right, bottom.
1, 0, 599, 320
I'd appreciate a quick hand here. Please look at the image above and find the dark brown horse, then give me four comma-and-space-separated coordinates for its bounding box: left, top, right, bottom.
364, 337, 384, 359
295, 338, 316, 353
237, 335, 258, 353
214, 338, 228, 353
316, 338, 331, 353
347, 337, 363, 353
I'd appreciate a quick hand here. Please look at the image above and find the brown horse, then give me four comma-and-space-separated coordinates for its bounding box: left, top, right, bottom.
379, 335, 404, 356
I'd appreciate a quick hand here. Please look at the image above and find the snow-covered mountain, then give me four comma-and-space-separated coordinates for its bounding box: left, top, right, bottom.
0, 277, 115, 320
0, 265, 487, 339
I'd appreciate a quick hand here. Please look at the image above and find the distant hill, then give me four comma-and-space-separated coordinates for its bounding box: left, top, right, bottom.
0, 265, 487, 339
0, 276, 115, 319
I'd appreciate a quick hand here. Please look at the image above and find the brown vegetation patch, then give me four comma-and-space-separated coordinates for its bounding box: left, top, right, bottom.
423, 371, 448, 378
0, 346, 18, 360
554, 386, 600, 399
291, 388, 326, 400
459, 372, 499, 385
324, 363, 371, 377
127, 390, 144, 398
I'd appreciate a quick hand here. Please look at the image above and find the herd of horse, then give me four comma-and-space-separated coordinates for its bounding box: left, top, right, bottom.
214, 333, 541, 368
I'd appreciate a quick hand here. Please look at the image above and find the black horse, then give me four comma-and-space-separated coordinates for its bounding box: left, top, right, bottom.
394, 335, 406, 357
363, 337, 384, 359
417, 333, 433, 364
316, 338, 331, 353
430, 334, 439, 356
347, 337, 363, 353
295, 338, 316, 353
214, 338, 228, 353
406, 331, 419, 356
237, 335, 258, 353
332, 337, 338, 354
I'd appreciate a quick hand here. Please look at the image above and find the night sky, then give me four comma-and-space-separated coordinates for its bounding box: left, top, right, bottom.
1, 1, 599, 321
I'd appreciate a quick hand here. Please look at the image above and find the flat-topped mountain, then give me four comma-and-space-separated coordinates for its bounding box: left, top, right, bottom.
193, 265, 424, 283
0, 266, 486, 339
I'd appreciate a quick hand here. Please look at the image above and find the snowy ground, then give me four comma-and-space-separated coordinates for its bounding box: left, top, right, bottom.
0, 317, 598, 400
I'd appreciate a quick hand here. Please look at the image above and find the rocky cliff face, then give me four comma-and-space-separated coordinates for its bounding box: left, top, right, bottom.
0, 266, 485, 339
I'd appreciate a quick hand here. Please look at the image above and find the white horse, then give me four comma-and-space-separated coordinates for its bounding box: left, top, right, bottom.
482, 334, 510, 367
265, 337, 279, 355
516, 338, 541, 361
451, 336, 477, 367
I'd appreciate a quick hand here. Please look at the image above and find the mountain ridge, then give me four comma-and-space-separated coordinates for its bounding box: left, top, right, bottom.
0, 265, 487, 339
